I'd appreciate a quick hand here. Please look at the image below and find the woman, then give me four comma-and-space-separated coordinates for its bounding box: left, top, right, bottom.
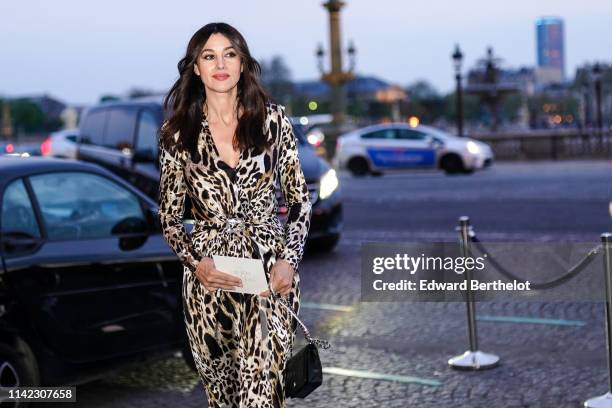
157, 22, 312, 407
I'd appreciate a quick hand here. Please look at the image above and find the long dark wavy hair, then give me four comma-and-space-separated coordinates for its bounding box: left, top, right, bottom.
160, 22, 272, 162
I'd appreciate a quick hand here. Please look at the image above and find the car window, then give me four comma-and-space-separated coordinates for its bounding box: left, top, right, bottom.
395, 129, 428, 140
135, 109, 159, 154
104, 107, 137, 150
80, 109, 107, 145
361, 129, 395, 140
29, 172, 145, 241
1, 179, 41, 238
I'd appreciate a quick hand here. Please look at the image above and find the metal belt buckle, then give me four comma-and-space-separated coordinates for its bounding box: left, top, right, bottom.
225, 216, 245, 233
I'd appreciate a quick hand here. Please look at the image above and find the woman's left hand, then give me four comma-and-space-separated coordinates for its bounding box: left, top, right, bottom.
259, 259, 294, 297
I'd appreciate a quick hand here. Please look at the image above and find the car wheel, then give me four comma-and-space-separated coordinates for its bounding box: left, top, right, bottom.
371, 170, 384, 177
0, 341, 40, 407
348, 157, 370, 176
441, 154, 465, 174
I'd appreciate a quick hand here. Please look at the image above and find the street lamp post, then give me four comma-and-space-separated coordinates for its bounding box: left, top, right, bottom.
452, 44, 464, 137
580, 76, 593, 155
317, 0, 356, 159
593, 62, 604, 152
581, 77, 591, 129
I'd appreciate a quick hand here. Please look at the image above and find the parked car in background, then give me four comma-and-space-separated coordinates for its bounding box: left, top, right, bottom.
40, 129, 80, 159
290, 119, 343, 251
0, 141, 42, 157
290, 116, 328, 158
0, 156, 192, 390
76, 97, 343, 252
334, 123, 494, 176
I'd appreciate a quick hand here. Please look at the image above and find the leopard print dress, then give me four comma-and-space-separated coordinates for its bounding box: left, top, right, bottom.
157, 102, 312, 407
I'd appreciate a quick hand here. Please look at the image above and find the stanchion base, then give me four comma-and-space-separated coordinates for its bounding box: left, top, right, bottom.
585, 392, 612, 408
448, 350, 500, 370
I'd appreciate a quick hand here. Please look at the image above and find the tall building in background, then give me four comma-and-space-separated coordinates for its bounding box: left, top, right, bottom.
535, 16, 565, 85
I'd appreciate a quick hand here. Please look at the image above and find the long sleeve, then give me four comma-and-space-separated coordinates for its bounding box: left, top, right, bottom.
157, 126, 201, 274
276, 104, 312, 273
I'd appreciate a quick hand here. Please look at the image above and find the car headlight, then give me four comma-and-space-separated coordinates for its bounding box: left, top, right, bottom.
306, 129, 325, 147
319, 168, 339, 200
466, 140, 480, 154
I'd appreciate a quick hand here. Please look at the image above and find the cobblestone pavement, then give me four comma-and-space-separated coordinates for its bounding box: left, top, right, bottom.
47, 237, 610, 408
45, 160, 612, 407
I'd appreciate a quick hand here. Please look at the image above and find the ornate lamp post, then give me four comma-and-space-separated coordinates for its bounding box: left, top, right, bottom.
452, 44, 464, 137
1, 102, 13, 140
581, 73, 591, 129
317, 0, 356, 158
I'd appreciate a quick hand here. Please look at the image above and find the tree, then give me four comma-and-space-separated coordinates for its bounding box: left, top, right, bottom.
100, 94, 120, 102
406, 80, 440, 100
443, 92, 481, 123
404, 80, 445, 123
260, 55, 294, 106
10, 99, 45, 134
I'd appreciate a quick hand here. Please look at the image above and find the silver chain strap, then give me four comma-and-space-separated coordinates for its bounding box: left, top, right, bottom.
269, 291, 331, 352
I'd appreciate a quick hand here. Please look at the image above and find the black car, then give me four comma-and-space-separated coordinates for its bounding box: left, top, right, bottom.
0, 156, 190, 391
76, 97, 342, 251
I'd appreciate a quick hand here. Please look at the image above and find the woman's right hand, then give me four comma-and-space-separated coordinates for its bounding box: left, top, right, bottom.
195, 257, 243, 292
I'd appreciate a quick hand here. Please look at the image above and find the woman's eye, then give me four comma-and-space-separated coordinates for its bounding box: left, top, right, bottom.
225, 52, 237, 58
203, 54, 214, 60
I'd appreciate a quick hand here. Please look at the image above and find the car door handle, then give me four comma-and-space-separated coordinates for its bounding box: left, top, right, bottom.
1, 236, 42, 252
3, 237, 40, 245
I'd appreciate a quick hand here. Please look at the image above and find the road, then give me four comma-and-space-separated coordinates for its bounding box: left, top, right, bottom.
50, 160, 612, 408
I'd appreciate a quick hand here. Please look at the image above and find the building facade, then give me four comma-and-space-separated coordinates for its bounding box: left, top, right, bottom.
536, 16, 565, 85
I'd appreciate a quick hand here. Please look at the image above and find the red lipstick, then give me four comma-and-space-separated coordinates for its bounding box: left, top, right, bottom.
212, 73, 230, 81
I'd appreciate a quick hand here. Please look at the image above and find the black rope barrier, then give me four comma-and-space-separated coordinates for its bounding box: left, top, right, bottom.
470, 234, 602, 290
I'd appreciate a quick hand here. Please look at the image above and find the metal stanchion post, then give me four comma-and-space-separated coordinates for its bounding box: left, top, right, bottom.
448, 216, 500, 370
585, 233, 612, 407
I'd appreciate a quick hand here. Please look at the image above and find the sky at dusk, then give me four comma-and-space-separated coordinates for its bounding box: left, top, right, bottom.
2, 0, 611, 105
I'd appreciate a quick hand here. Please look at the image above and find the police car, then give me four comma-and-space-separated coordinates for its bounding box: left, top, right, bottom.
333, 123, 494, 175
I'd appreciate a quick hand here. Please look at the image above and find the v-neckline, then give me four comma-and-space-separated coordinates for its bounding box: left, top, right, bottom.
202, 111, 246, 172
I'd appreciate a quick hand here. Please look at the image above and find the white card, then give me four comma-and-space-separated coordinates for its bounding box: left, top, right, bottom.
212, 255, 269, 295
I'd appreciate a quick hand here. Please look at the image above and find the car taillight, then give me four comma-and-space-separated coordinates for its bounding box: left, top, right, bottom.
6, 143, 14, 153
41, 137, 52, 156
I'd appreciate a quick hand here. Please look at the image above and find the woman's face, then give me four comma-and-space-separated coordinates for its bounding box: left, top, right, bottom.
194, 33, 243, 94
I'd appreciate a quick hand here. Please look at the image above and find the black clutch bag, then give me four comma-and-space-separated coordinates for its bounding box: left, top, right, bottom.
269, 291, 331, 399
284, 343, 322, 398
